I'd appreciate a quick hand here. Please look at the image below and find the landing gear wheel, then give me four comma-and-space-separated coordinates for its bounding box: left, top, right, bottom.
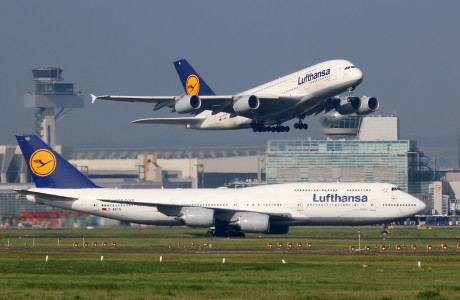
294, 121, 308, 130
381, 224, 390, 235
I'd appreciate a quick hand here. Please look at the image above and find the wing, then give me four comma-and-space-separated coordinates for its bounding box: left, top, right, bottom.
91, 94, 301, 116
307, 96, 341, 115
91, 94, 177, 111
92, 94, 234, 112
131, 117, 204, 126
98, 198, 292, 219
91, 94, 175, 104
92, 93, 323, 121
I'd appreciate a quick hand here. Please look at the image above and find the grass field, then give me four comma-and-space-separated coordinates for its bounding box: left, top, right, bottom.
1, 227, 460, 299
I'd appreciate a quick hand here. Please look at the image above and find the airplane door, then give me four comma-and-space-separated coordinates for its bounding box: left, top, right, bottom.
233, 199, 239, 209
297, 200, 303, 212
370, 197, 376, 211
92, 201, 99, 213
330, 67, 337, 81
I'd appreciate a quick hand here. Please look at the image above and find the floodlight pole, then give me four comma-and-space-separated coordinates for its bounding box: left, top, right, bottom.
357, 227, 363, 251
358, 228, 361, 249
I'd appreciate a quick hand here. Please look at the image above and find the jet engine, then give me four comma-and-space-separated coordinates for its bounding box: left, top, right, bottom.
177, 207, 214, 227
336, 96, 361, 115
236, 213, 270, 233
356, 96, 379, 115
233, 95, 260, 113
175, 95, 201, 114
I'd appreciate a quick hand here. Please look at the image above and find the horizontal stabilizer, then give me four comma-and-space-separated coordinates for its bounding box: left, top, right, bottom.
14, 190, 77, 201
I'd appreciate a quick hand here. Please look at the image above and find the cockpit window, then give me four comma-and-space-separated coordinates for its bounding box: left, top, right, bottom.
344, 66, 356, 70
391, 187, 402, 191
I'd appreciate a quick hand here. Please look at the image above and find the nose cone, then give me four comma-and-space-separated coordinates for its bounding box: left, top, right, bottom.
354, 68, 363, 84
416, 198, 427, 214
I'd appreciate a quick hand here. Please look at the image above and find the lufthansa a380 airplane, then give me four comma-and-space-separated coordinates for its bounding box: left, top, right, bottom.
15, 135, 425, 236
91, 59, 379, 132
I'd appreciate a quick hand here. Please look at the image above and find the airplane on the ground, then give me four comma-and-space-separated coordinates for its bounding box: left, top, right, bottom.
15, 134, 425, 236
91, 59, 379, 132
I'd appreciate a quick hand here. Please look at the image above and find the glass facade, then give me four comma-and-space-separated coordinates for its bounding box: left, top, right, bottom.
32, 68, 62, 81
36, 83, 74, 94
266, 140, 418, 192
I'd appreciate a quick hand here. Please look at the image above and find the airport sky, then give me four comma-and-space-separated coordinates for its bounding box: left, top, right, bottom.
0, 1, 459, 168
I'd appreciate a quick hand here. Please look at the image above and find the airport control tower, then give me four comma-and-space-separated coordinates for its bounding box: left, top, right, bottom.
24, 67, 84, 148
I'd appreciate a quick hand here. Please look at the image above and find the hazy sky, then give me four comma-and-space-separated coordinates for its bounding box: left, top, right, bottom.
1, 1, 459, 167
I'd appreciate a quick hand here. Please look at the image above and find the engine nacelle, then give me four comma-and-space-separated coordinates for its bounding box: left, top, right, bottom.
175, 95, 201, 114
336, 96, 361, 115
356, 96, 379, 115
236, 213, 270, 233
233, 95, 260, 113
178, 207, 214, 227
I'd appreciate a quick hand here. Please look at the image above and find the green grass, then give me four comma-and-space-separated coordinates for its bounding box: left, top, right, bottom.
0, 227, 460, 299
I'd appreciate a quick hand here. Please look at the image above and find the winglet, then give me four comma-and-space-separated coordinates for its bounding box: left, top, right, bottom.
90, 94, 98, 104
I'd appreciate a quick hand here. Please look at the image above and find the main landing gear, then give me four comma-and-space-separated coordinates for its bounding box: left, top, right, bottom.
252, 124, 290, 133
206, 228, 245, 238
381, 224, 390, 235
293, 122, 308, 130
293, 116, 308, 130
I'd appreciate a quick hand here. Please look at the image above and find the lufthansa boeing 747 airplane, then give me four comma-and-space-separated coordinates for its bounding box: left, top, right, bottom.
15, 135, 425, 236
91, 59, 379, 132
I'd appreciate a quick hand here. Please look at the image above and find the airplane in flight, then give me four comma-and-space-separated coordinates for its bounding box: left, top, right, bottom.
91, 59, 379, 133
15, 134, 425, 236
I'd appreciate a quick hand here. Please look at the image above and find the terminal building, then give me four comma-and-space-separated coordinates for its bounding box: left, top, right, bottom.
267, 115, 417, 193
266, 139, 418, 193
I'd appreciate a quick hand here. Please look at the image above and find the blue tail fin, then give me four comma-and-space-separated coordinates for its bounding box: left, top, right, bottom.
173, 59, 215, 96
16, 134, 99, 189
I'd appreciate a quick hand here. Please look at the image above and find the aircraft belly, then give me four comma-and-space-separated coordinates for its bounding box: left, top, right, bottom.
99, 207, 180, 225
198, 116, 252, 130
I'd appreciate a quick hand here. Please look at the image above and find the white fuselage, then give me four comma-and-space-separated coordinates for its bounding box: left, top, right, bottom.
189, 59, 363, 130
28, 182, 425, 227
